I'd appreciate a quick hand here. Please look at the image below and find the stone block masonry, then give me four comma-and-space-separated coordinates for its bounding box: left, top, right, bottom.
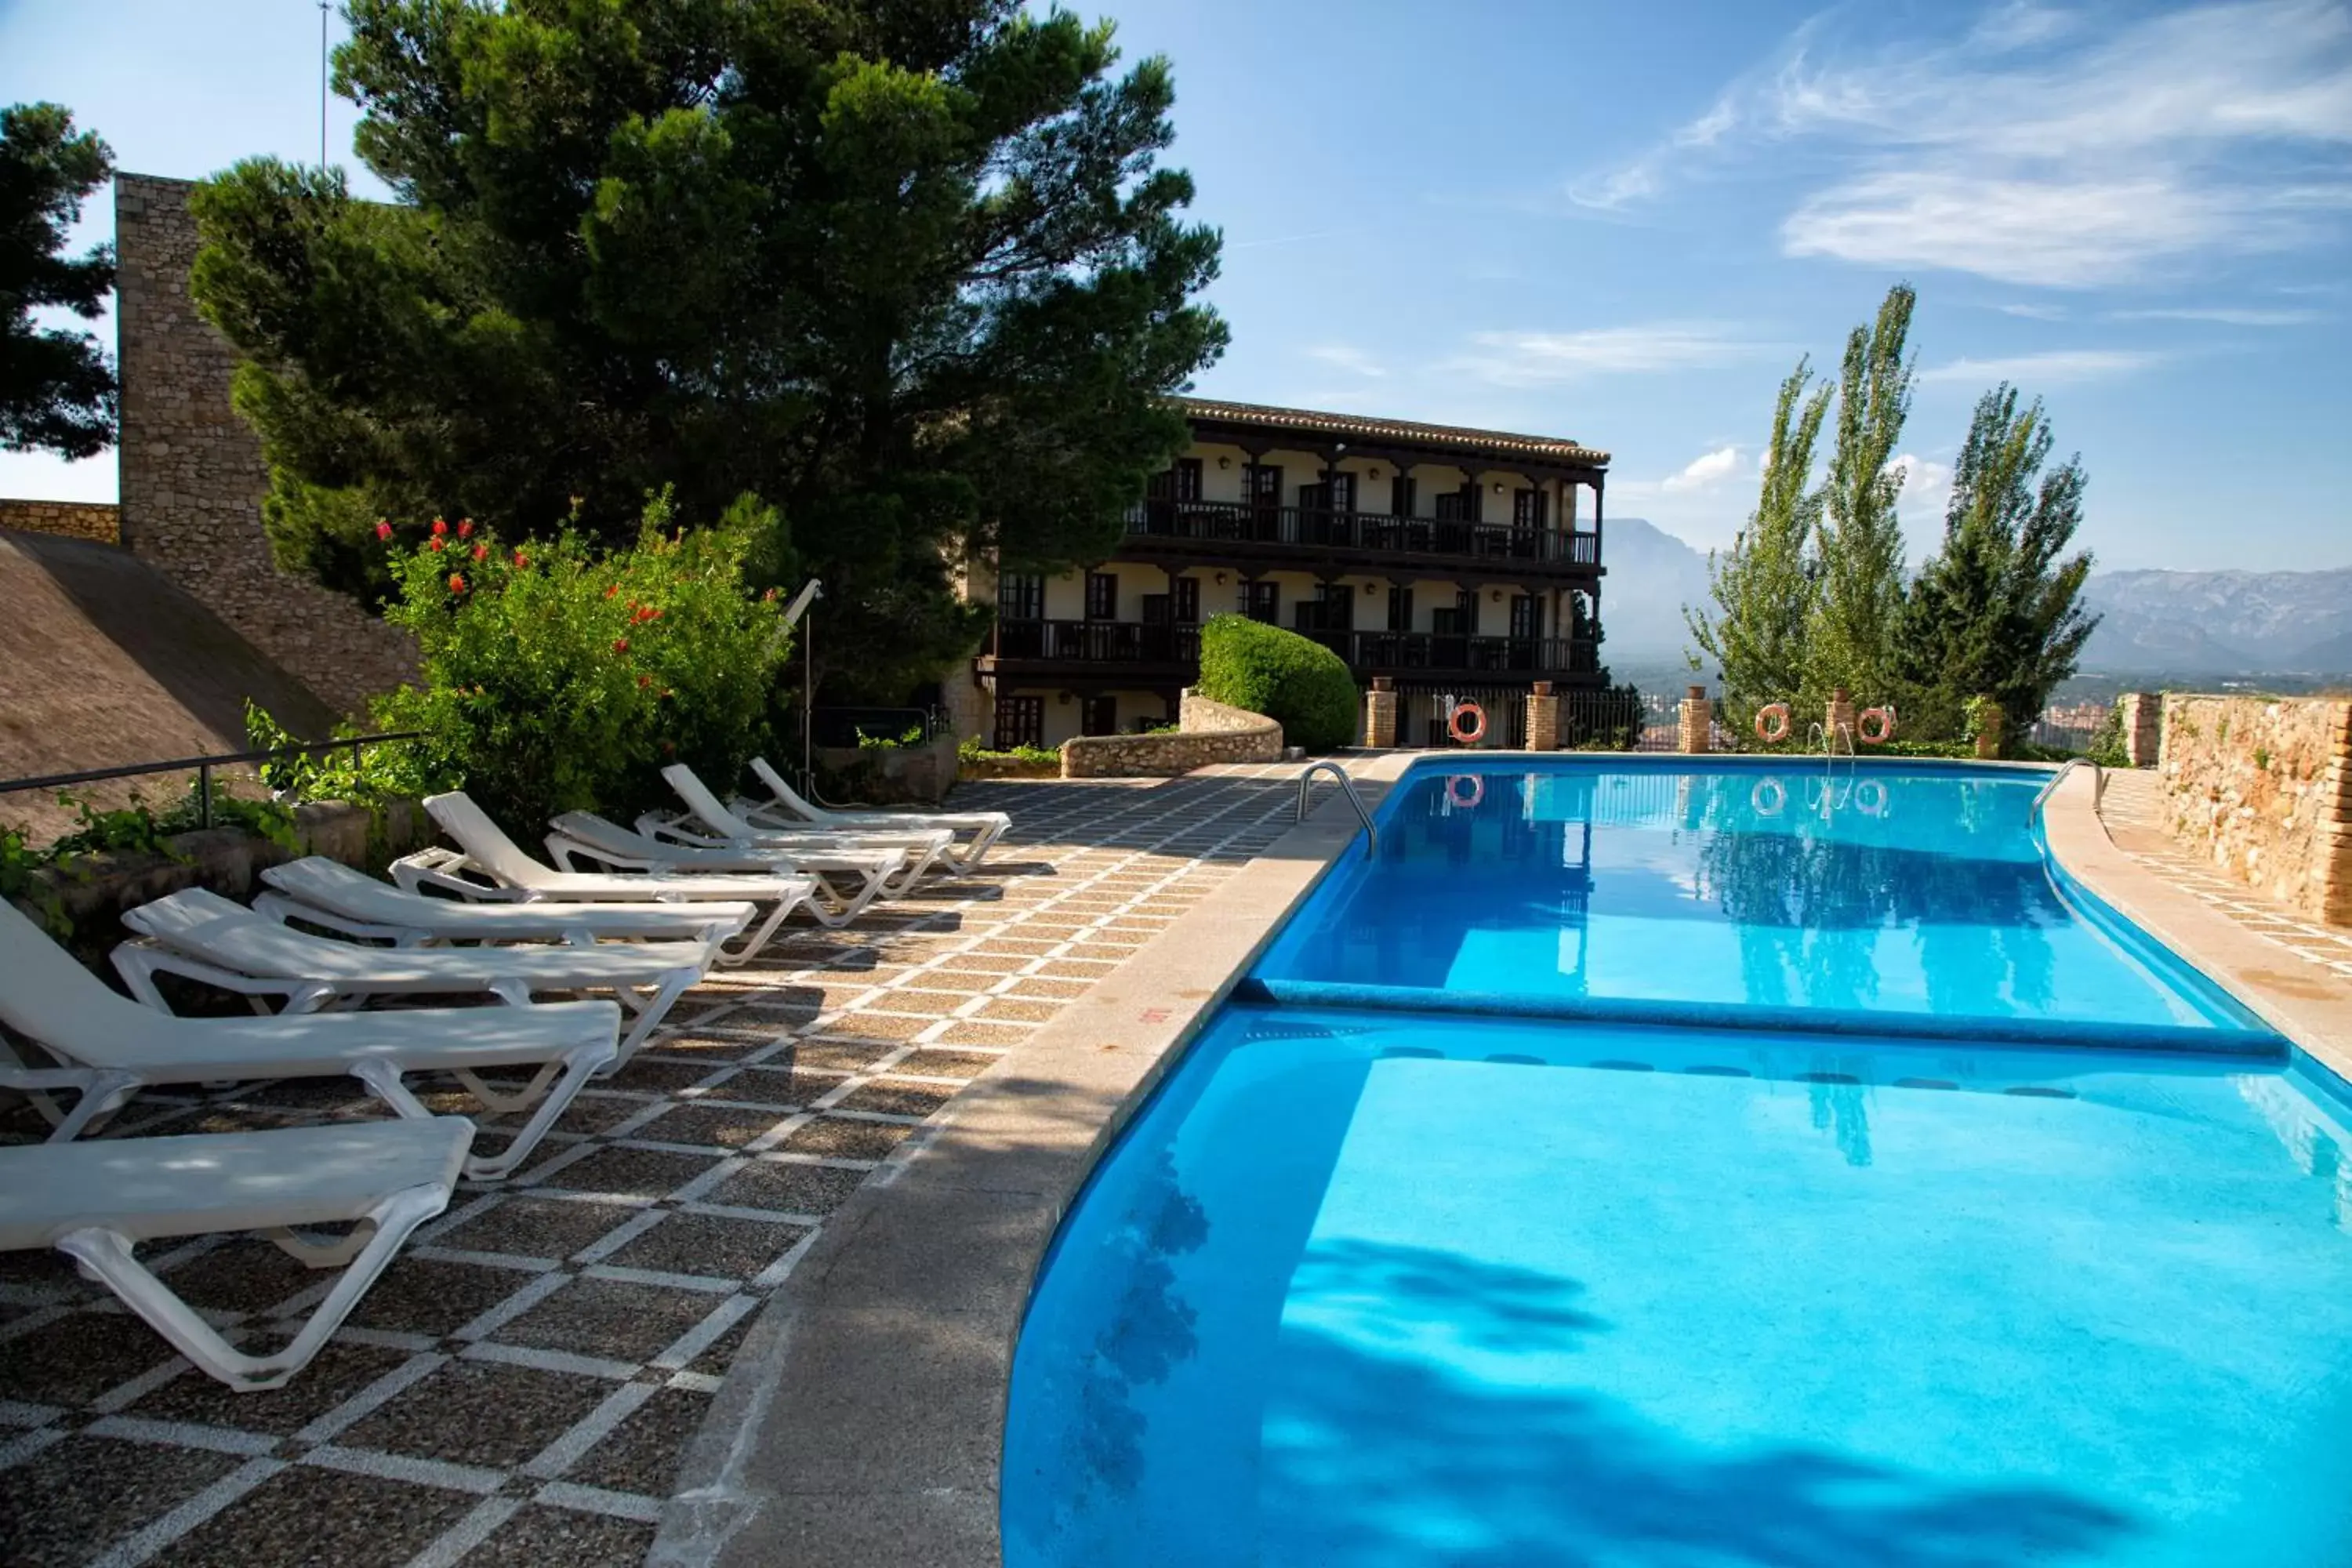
114, 173, 416, 720
1060, 691, 1283, 777
2158, 694, 2352, 926
0, 499, 120, 543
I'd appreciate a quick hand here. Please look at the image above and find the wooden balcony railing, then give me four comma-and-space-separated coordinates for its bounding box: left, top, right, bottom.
1123, 499, 1602, 568
986, 619, 1599, 679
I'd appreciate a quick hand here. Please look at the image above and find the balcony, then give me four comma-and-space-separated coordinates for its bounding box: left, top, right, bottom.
978, 618, 1599, 685
1121, 499, 1602, 576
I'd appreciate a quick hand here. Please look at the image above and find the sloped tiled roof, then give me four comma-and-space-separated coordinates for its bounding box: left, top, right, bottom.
1177, 397, 1609, 467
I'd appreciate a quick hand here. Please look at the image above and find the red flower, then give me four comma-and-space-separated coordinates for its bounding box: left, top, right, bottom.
637, 673, 652, 688
761, 588, 777, 602
430, 518, 448, 537
374, 520, 393, 541
427, 537, 445, 553
457, 519, 474, 539
612, 637, 630, 654
471, 543, 488, 561
604, 584, 619, 599
513, 550, 528, 568
448, 573, 466, 593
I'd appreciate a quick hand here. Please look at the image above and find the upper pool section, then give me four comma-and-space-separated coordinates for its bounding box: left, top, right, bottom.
1249, 759, 2274, 1053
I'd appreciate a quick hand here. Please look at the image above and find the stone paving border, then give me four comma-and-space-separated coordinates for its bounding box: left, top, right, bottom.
648, 753, 1414, 1568
0, 763, 1326, 1567
2047, 768, 2352, 1076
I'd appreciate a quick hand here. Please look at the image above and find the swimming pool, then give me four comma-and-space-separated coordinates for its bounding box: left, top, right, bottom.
1004, 760, 2352, 1567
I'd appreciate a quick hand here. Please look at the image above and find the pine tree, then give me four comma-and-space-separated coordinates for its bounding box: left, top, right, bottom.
189, 0, 1226, 697
0, 103, 116, 459
1809, 282, 1916, 702
1686, 358, 1830, 710
1896, 384, 2097, 741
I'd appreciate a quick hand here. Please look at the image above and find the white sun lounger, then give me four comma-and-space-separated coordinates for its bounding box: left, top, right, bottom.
114, 888, 714, 1067
547, 810, 907, 922
0, 899, 615, 1180
645, 764, 956, 887
0, 1118, 471, 1390
259, 855, 757, 949
389, 792, 828, 956
740, 757, 1007, 869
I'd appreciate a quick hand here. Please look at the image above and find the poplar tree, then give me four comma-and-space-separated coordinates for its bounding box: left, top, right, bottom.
0, 103, 116, 459
1686, 358, 1830, 710
1809, 282, 1916, 701
190, 0, 1226, 696
1896, 385, 2097, 741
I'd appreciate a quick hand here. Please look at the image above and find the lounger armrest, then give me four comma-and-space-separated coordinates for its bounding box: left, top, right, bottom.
633, 814, 734, 849
390, 849, 535, 902
252, 891, 422, 947
543, 831, 662, 874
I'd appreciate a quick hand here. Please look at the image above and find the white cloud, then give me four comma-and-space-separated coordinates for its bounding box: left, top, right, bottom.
2107, 305, 2321, 325
1577, 0, 2352, 285
1303, 343, 1387, 378
1446, 323, 1776, 386
1886, 452, 1955, 523
1661, 445, 1744, 493
1995, 303, 2068, 319
1917, 349, 2162, 383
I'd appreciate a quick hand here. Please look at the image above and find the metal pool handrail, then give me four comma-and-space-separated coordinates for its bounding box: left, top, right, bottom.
2031, 755, 2104, 819
1296, 761, 1377, 855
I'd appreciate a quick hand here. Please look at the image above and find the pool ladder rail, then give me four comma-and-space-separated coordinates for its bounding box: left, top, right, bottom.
1296, 761, 1378, 856
2031, 755, 2105, 819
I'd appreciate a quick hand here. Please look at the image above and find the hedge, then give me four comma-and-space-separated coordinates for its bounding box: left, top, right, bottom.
1195, 615, 1359, 751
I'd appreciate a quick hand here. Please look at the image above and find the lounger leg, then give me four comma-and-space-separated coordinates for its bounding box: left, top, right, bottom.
806, 869, 886, 929
267, 1219, 378, 1269
451, 1061, 563, 1115
55, 1181, 450, 1392
456, 1047, 608, 1181
599, 968, 698, 1073
716, 898, 793, 966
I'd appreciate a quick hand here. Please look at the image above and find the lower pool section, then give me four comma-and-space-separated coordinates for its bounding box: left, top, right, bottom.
1003, 1005, 2352, 1567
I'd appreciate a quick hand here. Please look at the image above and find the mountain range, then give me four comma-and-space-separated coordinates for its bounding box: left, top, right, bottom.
1598, 518, 2352, 682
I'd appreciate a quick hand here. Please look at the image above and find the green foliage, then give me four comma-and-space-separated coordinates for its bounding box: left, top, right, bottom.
0, 821, 67, 934
368, 493, 789, 833
1810, 283, 1918, 703
1686, 358, 1831, 709
856, 723, 927, 750
188, 0, 1226, 697
1194, 615, 1359, 752
2084, 702, 2129, 769
49, 791, 183, 860
1896, 385, 2096, 746
1, 102, 117, 458
245, 701, 444, 808
1562, 683, 1646, 750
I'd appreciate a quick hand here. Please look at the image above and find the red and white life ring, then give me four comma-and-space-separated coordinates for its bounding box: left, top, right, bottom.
1751, 777, 1786, 817
1854, 779, 1889, 818
1448, 701, 1488, 745
1755, 703, 1792, 743
1857, 706, 1896, 745
1446, 773, 1486, 811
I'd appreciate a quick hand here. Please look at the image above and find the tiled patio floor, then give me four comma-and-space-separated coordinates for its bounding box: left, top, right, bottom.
0, 765, 1305, 1567
2099, 768, 2352, 982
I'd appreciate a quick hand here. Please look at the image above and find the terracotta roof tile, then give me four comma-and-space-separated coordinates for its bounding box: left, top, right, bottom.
1176, 396, 1609, 467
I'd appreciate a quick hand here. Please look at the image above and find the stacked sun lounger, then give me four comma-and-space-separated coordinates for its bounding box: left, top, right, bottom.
0, 764, 1000, 1389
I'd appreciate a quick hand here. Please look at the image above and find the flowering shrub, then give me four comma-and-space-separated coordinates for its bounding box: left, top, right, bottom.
371, 493, 791, 832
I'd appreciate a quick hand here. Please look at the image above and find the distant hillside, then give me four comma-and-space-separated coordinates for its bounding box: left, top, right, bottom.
1595, 524, 2352, 685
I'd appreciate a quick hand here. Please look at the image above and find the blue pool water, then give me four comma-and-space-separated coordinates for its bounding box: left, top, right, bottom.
1004, 761, 2351, 1566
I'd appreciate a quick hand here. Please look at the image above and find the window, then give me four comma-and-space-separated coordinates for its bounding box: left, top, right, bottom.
1512, 488, 1548, 529
1245, 580, 1279, 624
1085, 572, 1118, 621
1172, 575, 1200, 624
1509, 593, 1541, 640
1082, 695, 1119, 737
1433, 488, 1469, 521
996, 572, 1044, 622
1388, 585, 1415, 632
1390, 473, 1417, 517
994, 695, 1044, 750
1174, 457, 1203, 501
1245, 463, 1283, 507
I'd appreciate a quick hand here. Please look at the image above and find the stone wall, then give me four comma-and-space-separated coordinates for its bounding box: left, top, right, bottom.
0, 499, 120, 544
1059, 691, 1283, 779
2158, 694, 2352, 924
114, 173, 416, 719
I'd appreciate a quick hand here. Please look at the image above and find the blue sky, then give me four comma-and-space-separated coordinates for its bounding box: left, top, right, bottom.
4, 0, 2347, 570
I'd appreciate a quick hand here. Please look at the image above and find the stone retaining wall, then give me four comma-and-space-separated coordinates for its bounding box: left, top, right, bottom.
0, 499, 120, 544
115, 173, 418, 719
1059, 691, 1283, 778
2158, 694, 2352, 924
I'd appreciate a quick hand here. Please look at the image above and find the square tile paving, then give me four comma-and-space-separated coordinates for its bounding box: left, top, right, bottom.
0, 764, 1302, 1564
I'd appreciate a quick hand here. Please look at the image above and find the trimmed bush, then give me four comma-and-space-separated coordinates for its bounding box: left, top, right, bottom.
1194, 615, 1359, 752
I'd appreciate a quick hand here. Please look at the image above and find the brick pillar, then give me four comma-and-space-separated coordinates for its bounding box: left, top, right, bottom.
2119, 691, 2161, 768
1524, 681, 1559, 750
1365, 677, 1398, 749
2320, 703, 2352, 926
1826, 687, 1856, 748
1974, 700, 2005, 760
1678, 684, 1712, 754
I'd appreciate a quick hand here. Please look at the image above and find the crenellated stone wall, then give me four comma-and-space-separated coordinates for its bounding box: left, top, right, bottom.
1058, 691, 1283, 778
0, 499, 120, 544
2158, 694, 2352, 924
114, 173, 416, 720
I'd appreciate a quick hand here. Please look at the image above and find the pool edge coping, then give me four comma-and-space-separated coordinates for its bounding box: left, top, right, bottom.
646, 753, 1415, 1568
2040, 768, 2352, 1080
